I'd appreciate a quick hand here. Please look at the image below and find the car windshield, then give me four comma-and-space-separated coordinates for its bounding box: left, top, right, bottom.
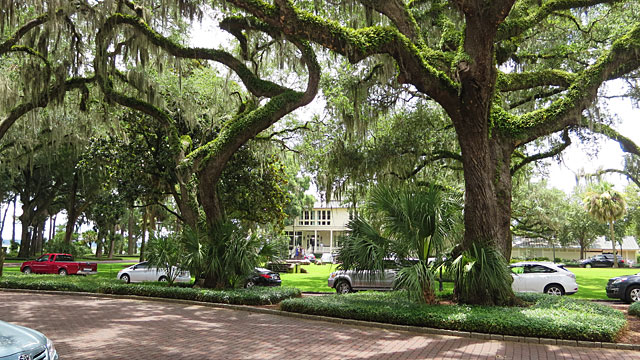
36, 255, 50, 262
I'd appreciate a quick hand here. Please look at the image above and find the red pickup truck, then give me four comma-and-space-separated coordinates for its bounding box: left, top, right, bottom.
21, 253, 98, 276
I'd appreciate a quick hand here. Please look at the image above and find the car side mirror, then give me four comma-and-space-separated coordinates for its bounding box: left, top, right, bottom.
132, 266, 137, 270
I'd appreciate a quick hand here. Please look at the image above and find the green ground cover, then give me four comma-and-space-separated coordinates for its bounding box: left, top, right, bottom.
0, 274, 299, 305
281, 291, 626, 342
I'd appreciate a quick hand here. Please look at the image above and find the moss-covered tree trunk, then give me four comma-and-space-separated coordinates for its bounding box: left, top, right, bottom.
127, 206, 135, 255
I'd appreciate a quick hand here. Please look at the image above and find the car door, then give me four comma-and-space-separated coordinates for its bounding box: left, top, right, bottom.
31, 255, 53, 273
510, 265, 525, 292
129, 262, 151, 282
523, 264, 556, 292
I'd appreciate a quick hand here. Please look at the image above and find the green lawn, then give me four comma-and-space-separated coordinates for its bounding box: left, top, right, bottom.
279, 264, 339, 292
3, 261, 638, 299
570, 267, 639, 300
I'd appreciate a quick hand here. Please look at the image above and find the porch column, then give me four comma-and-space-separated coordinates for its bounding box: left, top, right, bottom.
330, 230, 333, 253
314, 229, 317, 253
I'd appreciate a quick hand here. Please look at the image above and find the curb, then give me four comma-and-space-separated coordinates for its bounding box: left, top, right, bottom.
1, 288, 639, 351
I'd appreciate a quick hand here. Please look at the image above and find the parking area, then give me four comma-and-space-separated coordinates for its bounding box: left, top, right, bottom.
0, 291, 638, 359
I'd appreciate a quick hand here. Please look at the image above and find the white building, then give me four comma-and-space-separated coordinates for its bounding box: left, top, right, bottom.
283, 201, 351, 257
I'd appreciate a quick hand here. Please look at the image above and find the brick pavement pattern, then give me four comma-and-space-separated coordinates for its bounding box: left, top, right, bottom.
0, 291, 638, 360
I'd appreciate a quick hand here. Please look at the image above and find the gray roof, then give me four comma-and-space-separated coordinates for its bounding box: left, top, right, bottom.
590, 236, 639, 251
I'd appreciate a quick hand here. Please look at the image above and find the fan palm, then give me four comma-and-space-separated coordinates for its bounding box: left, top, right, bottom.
338, 184, 462, 304
583, 182, 627, 268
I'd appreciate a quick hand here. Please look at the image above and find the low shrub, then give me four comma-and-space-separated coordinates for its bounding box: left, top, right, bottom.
280, 291, 626, 342
630, 302, 640, 317
0, 275, 300, 305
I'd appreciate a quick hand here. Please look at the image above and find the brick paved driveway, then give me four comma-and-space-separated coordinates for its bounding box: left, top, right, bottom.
0, 291, 638, 360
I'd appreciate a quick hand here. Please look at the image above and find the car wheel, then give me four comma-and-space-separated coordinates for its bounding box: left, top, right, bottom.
158, 276, 168, 282
245, 279, 256, 288
58, 268, 68, 276
22, 267, 32, 275
585, 264, 592, 268
626, 286, 640, 303
120, 274, 131, 283
336, 281, 352, 294
544, 284, 564, 296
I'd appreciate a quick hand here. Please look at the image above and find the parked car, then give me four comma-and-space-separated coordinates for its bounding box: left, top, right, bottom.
580, 254, 625, 268
328, 259, 421, 294
606, 272, 640, 303
304, 254, 316, 264
245, 267, 281, 288
20, 253, 97, 276
328, 268, 396, 294
320, 253, 335, 264
0, 320, 58, 360
117, 261, 191, 283
510, 262, 578, 295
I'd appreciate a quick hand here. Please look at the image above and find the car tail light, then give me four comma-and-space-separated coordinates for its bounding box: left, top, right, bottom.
259, 274, 272, 279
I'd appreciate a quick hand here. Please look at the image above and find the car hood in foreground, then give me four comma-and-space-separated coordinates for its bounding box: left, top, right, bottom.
0, 320, 46, 357
609, 273, 640, 281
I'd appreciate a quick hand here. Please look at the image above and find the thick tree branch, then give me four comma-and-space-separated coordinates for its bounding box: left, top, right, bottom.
0, 77, 95, 141
97, 14, 289, 98
511, 129, 571, 175
357, 0, 423, 45
497, 22, 640, 143
498, 0, 620, 41
225, 0, 460, 112
0, 11, 60, 56
584, 122, 640, 156
589, 168, 640, 188
497, 70, 576, 91
507, 88, 565, 109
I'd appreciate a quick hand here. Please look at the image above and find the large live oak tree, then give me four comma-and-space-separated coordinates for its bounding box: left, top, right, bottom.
222, 0, 640, 304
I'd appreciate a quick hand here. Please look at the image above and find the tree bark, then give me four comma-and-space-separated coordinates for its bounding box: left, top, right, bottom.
140, 207, 147, 262
610, 222, 618, 268
127, 206, 135, 255
0, 199, 10, 242
108, 224, 116, 259
64, 172, 79, 244
11, 197, 16, 248
17, 205, 33, 258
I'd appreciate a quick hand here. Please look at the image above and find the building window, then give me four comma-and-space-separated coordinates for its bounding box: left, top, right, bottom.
298, 210, 332, 226
285, 231, 302, 249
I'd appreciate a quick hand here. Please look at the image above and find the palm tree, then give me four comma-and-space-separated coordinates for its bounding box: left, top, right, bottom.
583, 182, 627, 268
338, 184, 462, 304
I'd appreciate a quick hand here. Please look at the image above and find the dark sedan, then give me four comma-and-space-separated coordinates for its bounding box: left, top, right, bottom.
606, 272, 640, 303
580, 254, 625, 268
244, 267, 281, 288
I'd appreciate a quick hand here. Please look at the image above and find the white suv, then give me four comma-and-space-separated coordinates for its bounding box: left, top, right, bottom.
510, 261, 578, 295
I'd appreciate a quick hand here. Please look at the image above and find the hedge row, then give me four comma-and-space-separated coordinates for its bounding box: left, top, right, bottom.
280, 291, 626, 342
0, 275, 300, 305
630, 302, 640, 317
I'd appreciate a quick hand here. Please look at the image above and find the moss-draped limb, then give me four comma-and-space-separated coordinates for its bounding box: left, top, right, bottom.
494, 21, 640, 141
584, 122, 640, 157
98, 13, 289, 98
0, 76, 95, 141
510, 129, 571, 175
226, 0, 460, 111
497, 0, 622, 41
590, 169, 640, 188
0, 11, 60, 56
357, 0, 424, 46
186, 37, 320, 178
497, 70, 576, 91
